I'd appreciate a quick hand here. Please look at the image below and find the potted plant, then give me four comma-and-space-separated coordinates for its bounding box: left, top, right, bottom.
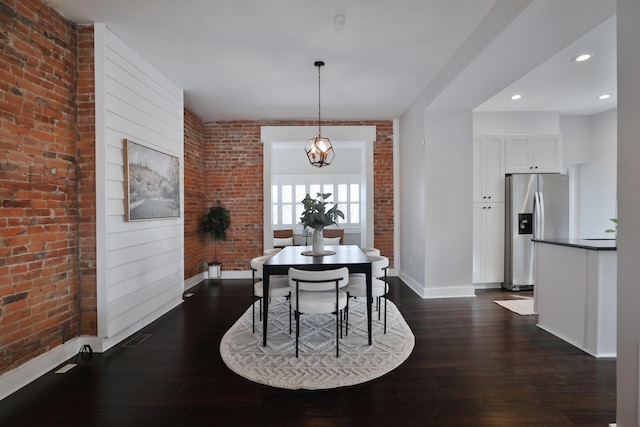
299, 192, 344, 254
202, 200, 231, 279
605, 218, 618, 237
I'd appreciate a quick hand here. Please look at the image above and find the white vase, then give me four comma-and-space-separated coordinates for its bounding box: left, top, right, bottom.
312, 229, 324, 254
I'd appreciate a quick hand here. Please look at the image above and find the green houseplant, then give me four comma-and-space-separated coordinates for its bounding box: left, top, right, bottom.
202, 200, 231, 279
299, 192, 344, 254
605, 218, 618, 236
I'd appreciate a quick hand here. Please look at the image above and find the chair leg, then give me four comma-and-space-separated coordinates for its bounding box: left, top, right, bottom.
336, 310, 339, 358
295, 310, 300, 358
252, 296, 261, 334
345, 296, 349, 336
384, 296, 387, 334
288, 295, 292, 334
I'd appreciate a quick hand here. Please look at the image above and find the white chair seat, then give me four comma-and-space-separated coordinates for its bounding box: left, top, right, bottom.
288, 266, 350, 357
254, 275, 290, 298
263, 247, 282, 256
360, 247, 380, 256
344, 275, 388, 298
290, 289, 347, 314
345, 255, 390, 334
323, 236, 342, 245
250, 255, 291, 335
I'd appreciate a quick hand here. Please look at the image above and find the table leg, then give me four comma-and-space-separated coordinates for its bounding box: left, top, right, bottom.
366, 270, 372, 345
263, 273, 269, 347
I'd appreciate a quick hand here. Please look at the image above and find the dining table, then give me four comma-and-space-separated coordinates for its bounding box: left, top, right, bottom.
262, 244, 373, 347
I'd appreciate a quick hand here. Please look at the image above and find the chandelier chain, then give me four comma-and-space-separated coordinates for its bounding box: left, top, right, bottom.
317, 62, 322, 136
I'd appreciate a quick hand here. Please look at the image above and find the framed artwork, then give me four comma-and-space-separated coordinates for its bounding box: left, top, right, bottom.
123, 139, 181, 221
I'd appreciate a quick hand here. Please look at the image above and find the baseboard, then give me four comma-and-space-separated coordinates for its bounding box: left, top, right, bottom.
188, 268, 399, 283
0, 337, 86, 401
397, 272, 476, 299
398, 272, 424, 297
423, 285, 476, 299
184, 272, 207, 291
0, 295, 183, 402
221, 270, 252, 279
473, 282, 502, 289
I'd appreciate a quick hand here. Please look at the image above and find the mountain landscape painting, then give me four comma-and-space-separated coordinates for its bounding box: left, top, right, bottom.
124, 139, 180, 221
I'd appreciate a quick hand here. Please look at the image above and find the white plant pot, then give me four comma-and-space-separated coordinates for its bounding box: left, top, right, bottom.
208, 263, 221, 280
312, 229, 324, 254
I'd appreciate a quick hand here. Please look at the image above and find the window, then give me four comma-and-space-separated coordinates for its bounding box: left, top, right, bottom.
272, 175, 361, 231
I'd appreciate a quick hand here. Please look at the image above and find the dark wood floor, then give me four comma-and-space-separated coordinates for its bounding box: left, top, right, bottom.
0, 278, 615, 426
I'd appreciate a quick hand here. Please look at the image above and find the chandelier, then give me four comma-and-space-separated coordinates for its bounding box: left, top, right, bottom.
305, 61, 334, 167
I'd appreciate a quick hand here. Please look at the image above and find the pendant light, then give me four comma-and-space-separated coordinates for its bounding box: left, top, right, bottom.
305, 61, 334, 167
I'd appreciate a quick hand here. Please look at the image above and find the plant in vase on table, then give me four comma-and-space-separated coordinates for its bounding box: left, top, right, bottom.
299, 192, 344, 254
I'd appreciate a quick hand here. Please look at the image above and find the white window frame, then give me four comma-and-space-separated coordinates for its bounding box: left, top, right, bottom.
261, 126, 376, 249
271, 174, 361, 232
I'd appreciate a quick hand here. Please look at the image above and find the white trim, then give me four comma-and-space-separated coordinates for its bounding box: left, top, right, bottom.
221, 270, 252, 280
399, 271, 476, 299
261, 126, 376, 250
94, 23, 108, 339
184, 272, 207, 291
0, 337, 99, 401
393, 118, 400, 273
423, 286, 476, 299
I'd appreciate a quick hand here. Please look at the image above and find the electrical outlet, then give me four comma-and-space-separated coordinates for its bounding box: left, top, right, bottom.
55, 363, 76, 374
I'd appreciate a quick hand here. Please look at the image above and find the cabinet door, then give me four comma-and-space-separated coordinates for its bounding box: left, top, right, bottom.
472, 203, 485, 283
472, 137, 484, 203
473, 135, 505, 203
484, 203, 505, 283
505, 136, 533, 173
532, 135, 562, 173
473, 203, 505, 284
484, 136, 505, 202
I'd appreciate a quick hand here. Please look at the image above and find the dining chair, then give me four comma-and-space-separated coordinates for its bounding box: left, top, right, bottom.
360, 247, 380, 256
322, 228, 344, 244
288, 267, 349, 358
273, 229, 295, 248
263, 247, 282, 256
250, 255, 291, 334
344, 255, 390, 334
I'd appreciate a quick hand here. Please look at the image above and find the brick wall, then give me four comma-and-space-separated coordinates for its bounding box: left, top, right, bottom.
76, 25, 96, 335
0, 0, 82, 373
202, 120, 394, 273
0, 0, 395, 379
183, 109, 206, 279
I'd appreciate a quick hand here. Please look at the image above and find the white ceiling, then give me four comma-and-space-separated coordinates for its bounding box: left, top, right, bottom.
48, 0, 617, 122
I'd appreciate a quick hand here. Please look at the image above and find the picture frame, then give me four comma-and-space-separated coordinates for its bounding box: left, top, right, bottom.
123, 139, 181, 221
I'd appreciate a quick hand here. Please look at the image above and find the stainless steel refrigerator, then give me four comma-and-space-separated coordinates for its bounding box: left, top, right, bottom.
503, 174, 569, 291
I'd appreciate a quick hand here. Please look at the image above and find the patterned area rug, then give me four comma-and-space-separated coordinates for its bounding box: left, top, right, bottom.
220, 297, 415, 390
494, 298, 537, 315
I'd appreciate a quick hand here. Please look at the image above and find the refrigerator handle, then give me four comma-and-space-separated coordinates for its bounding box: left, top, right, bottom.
539, 191, 545, 239
533, 192, 541, 240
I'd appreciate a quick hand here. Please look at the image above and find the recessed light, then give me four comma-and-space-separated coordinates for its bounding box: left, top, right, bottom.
510, 94, 522, 100
598, 94, 611, 100
573, 53, 592, 62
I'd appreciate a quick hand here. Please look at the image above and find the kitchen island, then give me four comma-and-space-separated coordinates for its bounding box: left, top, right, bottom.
533, 238, 616, 357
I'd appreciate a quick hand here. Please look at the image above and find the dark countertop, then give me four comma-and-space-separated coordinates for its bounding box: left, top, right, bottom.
532, 238, 617, 251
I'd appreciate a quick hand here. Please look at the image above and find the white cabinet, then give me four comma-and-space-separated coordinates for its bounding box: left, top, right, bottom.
473, 135, 505, 203
473, 203, 505, 284
505, 135, 562, 173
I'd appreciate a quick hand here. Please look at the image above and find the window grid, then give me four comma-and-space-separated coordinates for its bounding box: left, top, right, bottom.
272, 179, 360, 229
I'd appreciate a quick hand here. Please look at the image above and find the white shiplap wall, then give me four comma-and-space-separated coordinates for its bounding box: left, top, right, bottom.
95, 24, 184, 349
